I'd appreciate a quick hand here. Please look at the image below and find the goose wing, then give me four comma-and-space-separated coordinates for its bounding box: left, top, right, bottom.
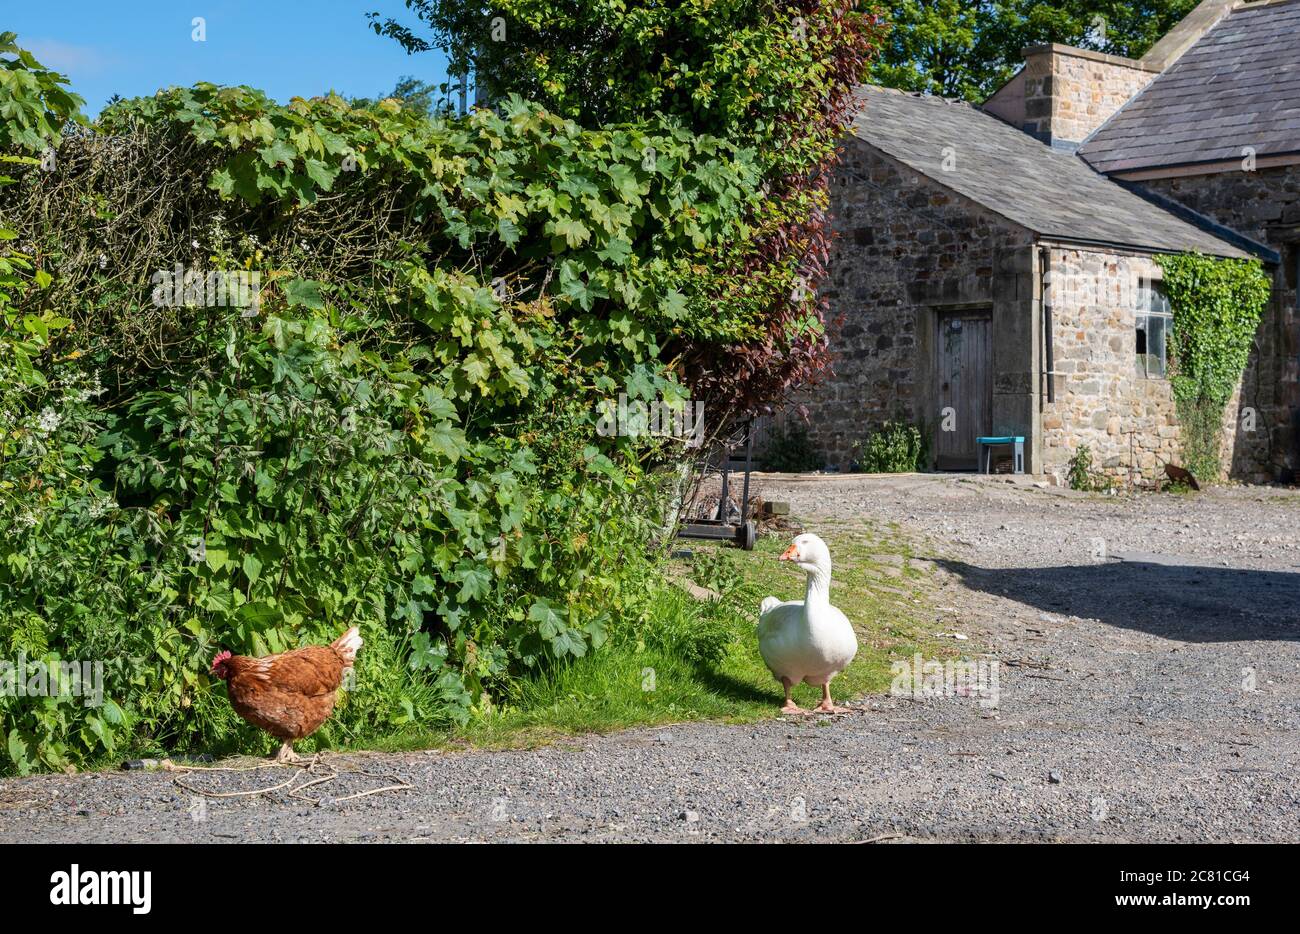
757, 599, 808, 678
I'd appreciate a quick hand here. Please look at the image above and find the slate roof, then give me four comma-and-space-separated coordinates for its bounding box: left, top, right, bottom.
1079, 0, 1300, 174
849, 86, 1252, 259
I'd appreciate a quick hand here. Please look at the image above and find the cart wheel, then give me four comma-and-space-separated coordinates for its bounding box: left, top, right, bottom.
736, 520, 757, 551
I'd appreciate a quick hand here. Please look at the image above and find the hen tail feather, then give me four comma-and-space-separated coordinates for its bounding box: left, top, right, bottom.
332, 626, 363, 667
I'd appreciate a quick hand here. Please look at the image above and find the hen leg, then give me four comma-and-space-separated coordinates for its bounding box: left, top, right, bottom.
780, 678, 805, 714
815, 682, 851, 714
274, 741, 301, 763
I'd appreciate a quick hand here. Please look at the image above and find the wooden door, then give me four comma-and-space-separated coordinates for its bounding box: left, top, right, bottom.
934, 311, 992, 471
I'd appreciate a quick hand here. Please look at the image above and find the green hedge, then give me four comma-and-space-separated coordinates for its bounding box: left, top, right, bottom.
0, 2, 879, 772
0, 83, 757, 771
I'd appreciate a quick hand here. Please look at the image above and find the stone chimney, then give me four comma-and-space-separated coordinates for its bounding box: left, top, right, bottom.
983, 44, 1160, 150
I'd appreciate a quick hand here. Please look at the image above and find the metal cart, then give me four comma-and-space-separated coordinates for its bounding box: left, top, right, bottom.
676, 421, 757, 550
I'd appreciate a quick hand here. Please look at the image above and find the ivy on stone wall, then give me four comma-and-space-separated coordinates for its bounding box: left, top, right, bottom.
1154, 252, 1271, 481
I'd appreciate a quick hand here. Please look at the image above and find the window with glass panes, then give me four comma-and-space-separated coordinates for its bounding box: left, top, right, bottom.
1136, 278, 1171, 378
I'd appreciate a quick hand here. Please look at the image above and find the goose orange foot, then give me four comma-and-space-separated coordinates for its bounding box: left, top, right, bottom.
815, 685, 852, 714
780, 678, 808, 715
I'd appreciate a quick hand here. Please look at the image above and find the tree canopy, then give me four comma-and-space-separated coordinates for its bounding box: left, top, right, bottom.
366, 1, 1201, 106
368, 0, 884, 416
350, 75, 445, 115
869, 0, 1199, 101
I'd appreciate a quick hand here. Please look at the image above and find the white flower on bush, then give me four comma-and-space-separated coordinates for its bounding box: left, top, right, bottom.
88, 496, 118, 519
36, 407, 62, 433
206, 223, 228, 251
15, 512, 37, 529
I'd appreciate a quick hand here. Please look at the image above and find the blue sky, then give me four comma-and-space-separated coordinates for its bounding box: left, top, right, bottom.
7, 1, 451, 116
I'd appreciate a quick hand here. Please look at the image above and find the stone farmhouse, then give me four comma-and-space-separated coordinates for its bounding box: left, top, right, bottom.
797, 0, 1299, 483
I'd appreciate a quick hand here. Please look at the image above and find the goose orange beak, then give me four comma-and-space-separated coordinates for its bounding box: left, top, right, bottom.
779, 544, 799, 561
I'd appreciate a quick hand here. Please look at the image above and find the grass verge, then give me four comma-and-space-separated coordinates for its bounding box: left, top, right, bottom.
85, 518, 965, 769
372, 519, 962, 753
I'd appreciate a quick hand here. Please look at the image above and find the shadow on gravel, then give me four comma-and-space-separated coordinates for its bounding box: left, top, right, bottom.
938, 559, 1300, 643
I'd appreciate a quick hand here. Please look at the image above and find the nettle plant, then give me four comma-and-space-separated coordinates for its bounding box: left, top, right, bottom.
1154, 253, 1270, 481
854, 420, 927, 473
0, 2, 880, 772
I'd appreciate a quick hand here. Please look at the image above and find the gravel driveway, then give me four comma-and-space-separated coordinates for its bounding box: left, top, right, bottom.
4, 474, 1298, 843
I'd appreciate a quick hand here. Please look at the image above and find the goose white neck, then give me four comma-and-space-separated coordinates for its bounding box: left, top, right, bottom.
803, 562, 832, 607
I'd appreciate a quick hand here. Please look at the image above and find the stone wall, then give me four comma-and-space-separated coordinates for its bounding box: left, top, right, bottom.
1139, 165, 1300, 481
1041, 247, 1245, 485
792, 139, 1036, 470
984, 45, 1157, 148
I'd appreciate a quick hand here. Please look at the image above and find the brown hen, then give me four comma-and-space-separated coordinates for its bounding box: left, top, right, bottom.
210, 627, 362, 762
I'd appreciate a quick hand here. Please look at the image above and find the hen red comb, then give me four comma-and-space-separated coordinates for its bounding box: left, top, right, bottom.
210, 650, 232, 669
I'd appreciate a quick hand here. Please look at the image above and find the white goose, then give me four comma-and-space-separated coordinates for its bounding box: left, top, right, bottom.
758, 533, 858, 714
